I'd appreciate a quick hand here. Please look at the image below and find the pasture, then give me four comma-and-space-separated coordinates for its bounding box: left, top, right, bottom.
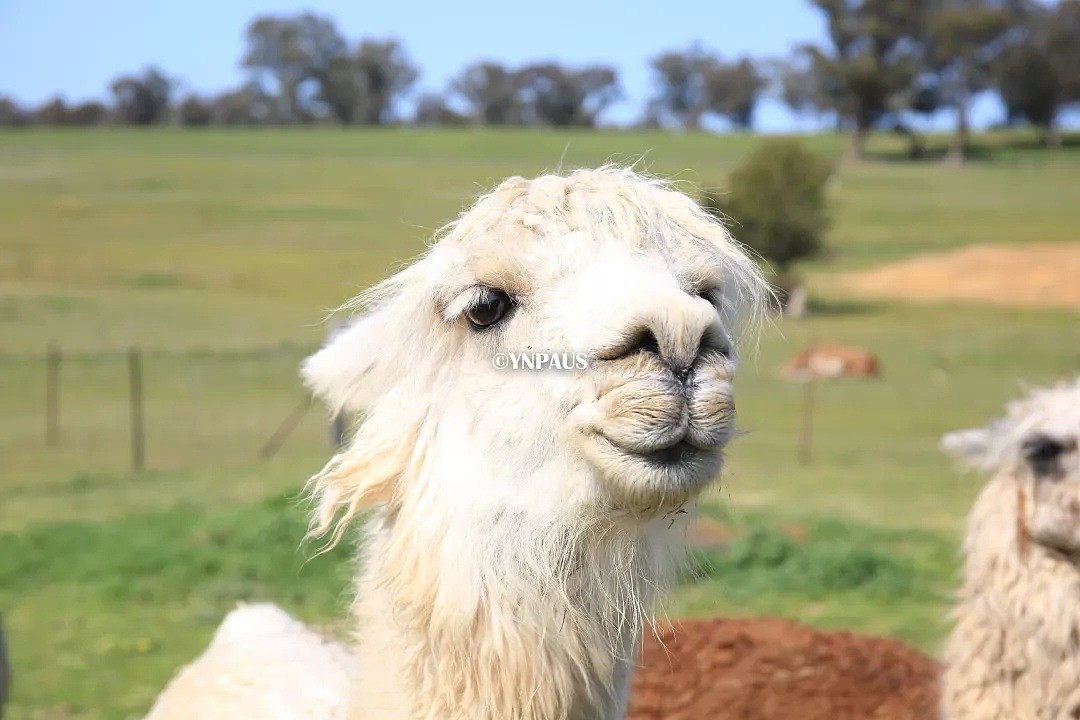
1, 128, 1078, 719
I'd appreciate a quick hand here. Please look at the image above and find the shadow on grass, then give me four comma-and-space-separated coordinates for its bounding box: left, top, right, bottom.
804, 297, 886, 317
866, 130, 1080, 164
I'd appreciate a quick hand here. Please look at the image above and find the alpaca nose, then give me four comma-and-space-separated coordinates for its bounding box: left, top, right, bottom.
604, 301, 724, 377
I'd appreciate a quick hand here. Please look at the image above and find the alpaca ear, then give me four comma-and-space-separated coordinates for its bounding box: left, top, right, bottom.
941, 426, 996, 469
301, 308, 391, 414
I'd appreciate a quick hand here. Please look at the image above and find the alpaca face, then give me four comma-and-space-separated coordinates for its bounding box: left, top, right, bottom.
441, 238, 739, 514
943, 379, 1080, 556
1024, 426, 1080, 555
303, 168, 768, 528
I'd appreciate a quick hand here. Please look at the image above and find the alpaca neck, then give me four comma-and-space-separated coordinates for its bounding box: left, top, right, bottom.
348, 503, 679, 720
958, 477, 1080, 616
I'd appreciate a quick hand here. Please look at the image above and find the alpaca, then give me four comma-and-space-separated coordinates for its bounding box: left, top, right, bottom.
626, 617, 939, 720
144, 166, 769, 720
940, 378, 1080, 719
145, 604, 351, 719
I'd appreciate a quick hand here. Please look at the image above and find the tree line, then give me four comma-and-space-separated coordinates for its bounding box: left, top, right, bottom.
1, 0, 1078, 160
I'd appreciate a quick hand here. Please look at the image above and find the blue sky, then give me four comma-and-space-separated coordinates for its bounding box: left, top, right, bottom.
1, 0, 1011, 131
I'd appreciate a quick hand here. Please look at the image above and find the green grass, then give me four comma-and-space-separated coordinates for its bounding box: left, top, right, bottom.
0, 128, 1078, 719
0, 493, 954, 720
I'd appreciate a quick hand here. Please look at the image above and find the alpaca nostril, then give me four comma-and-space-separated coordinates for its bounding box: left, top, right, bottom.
619, 328, 661, 360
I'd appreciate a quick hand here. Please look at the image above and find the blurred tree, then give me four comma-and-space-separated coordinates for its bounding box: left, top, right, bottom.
450, 61, 524, 125
0, 96, 29, 127
178, 96, 213, 126
318, 39, 418, 125
775, 55, 837, 126
352, 39, 418, 125
242, 13, 346, 123
110, 67, 174, 125
517, 63, 620, 127
702, 57, 766, 130
801, 0, 932, 159
887, 74, 943, 158
634, 100, 665, 129
994, 0, 1080, 147
318, 55, 364, 124
31, 97, 106, 126
413, 93, 468, 126
700, 139, 832, 287
211, 83, 272, 125
34, 97, 72, 125
651, 49, 767, 130
648, 47, 712, 129
67, 101, 107, 125
926, 0, 1014, 163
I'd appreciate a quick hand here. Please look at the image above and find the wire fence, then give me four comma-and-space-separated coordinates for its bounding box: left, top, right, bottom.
1, 345, 339, 486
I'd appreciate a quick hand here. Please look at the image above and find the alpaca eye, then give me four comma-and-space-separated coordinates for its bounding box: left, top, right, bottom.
466, 289, 513, 330
1023, 434, 1068, 476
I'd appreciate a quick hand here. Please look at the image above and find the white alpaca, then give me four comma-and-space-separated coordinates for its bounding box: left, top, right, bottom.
144, 166, 768, 720
940, 379, 1080, 720
145, 604, 352, 719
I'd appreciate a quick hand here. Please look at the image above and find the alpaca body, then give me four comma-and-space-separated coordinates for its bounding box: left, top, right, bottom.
941, 379, 1080, 720
144, 604, 351, 720
942, 476, 1080, 719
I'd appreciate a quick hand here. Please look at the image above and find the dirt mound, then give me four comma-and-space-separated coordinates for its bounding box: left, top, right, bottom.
627, 617, 940, 720
837, 243, 1080, 310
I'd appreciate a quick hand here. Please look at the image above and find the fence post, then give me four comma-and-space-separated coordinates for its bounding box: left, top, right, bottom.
798, 377, 816, 465
45, 344, 61, 446
328, 412, 347, 450
325, 317, 347, 450
129, 347, 146, 472
259, 394, 313, 461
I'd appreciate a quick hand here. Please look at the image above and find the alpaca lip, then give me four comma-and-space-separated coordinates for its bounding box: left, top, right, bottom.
638, 440, 699, 466
601, 433, 706, 466
589, 434, 724, 505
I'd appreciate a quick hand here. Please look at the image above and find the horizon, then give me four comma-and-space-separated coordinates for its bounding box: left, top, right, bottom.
2, 0, 1071, 133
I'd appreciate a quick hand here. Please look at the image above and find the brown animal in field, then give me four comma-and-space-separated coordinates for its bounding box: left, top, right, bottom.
627, 617, 940, 720
780, 343, 881, 380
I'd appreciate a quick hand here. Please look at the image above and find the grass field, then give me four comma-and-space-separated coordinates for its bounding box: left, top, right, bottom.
1, 128, 1078, 719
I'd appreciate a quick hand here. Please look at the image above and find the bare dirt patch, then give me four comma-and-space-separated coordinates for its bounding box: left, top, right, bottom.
627, 617, 940, 720
836, 243, 1080, 310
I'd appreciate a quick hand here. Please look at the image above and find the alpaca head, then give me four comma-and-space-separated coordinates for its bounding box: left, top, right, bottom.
943, 379, 1080, 557
302, 167, 768, 542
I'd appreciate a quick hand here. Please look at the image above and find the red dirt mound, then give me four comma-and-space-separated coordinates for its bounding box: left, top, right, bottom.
627, 617, 940, 720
